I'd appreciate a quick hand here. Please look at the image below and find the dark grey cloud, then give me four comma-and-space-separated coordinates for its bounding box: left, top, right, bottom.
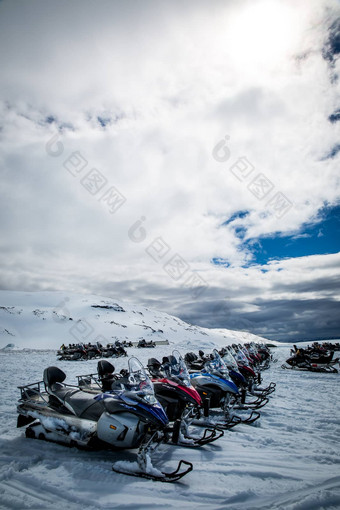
71, 270, 340, 342
175, 296, 340, 342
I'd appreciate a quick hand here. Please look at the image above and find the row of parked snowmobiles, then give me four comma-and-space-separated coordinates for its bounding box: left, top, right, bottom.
320, 341, 340, 352
57, 341, 129, 361
282, 343, 339, 373
57, 339, 157, 361
17, 343, 276, 483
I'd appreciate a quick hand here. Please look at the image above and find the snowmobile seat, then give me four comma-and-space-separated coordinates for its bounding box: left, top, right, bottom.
98, 360, 115, 378
98, 360, 116, 391
63, 391, 105, 420
147, 358, 162, 377
43, 366, 105, 418
185, 352, 197, 362
43, 366, 80, 407
43, 366, 66, 391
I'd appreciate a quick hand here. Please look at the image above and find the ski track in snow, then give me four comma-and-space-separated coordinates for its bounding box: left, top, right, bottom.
1, 345, 340, 510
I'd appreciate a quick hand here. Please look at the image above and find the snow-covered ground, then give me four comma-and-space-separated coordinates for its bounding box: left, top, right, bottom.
0, 343, 339, 509
0, 291, 339, 509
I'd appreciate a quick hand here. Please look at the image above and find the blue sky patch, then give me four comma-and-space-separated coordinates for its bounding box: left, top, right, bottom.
212, 204, 340, 268
223, 210, 249, 225
211, 257, 230, 267
242, 203, 340, 265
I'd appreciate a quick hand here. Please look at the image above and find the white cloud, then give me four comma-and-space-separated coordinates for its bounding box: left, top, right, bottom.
0, 0, 339, 339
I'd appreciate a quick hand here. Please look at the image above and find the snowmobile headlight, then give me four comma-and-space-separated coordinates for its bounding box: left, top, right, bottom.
139, 393, 157, 404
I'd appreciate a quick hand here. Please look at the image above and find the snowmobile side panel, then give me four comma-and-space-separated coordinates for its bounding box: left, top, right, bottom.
97, 411, 143, 448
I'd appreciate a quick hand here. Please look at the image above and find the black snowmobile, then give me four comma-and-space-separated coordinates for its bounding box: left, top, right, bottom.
282, 347, 339, 373
137, 339, 156, 348
101, 341, 127, 358
57, 344, 87, 361
147, 351, 224, 447
17, 358, 193, 482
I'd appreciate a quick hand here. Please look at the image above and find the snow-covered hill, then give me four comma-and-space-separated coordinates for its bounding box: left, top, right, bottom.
0, 290, 273, 350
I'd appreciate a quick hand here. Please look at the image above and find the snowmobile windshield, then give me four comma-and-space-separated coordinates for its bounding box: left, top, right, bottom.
229, 345, 238, 357
162, 351, 191, 387
221, 349, 238, 370
247, 343, 257, 356
125, 357, 157, 403
204, 349, 230, 379
235, 348, 250, 366
169, 350, 191, 387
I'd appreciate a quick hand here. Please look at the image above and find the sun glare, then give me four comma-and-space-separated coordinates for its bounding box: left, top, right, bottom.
226, 1, 300, 67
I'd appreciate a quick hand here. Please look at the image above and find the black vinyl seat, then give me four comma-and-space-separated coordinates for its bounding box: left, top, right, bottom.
98, 360, 116, 391
43, 366, 104, 420
44, 366, 66, 389
147, 358, 162, 377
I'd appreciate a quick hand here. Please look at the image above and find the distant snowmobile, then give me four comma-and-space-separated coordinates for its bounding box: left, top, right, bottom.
137, 339, 156, 348
282, 347, 339, 373
17, 358, 193, 482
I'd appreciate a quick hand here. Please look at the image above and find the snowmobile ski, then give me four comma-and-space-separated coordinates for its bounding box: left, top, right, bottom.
252, 382, 276, 396
166, 424, 224, 447
112, 459, 193, 482
237, 396, 269, 409
192, 413, 243, 430
235, 410, 260, 425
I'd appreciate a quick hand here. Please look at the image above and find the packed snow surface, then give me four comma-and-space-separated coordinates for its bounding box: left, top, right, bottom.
1, 345, 340, 509
0, 291, 339, 509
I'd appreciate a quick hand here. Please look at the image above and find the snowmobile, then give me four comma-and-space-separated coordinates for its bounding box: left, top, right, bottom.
282, 349, 339, 373
147, 351, 224, 447
101, 341, 127, 358
184, 350, 208, 370
255, 342, 275, 369
219, 347, 251, 396
231, 345, 276, 398
189, 349, 261, 428
17, 358, 193, 482
322, 342, 340, 352
121, 340, 133, 348
137, 339, 156, 348
185, 348, 270, 409
83, 342, 102, 359
57, 344, 87, 361
77, 356, 223, 448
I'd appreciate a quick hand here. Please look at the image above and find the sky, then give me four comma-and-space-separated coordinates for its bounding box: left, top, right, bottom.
0, 0, 339, 342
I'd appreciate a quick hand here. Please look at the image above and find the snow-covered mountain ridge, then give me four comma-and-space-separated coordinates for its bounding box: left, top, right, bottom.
0, 290, 273, 350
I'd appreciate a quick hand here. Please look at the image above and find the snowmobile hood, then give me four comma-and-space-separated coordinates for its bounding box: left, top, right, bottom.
153, 378, 202, 406
229, 369, 247, 386
190, 372, 239, 395
238, 365, 256, 378
117, 392, 169, 427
